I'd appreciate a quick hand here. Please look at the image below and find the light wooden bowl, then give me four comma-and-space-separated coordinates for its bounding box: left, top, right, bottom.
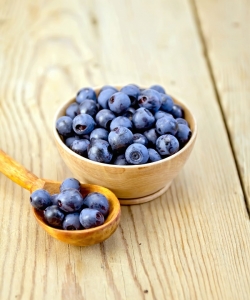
53, 85, 197, 205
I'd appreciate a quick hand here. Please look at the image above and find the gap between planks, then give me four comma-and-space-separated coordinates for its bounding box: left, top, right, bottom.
188, 0, 250, 219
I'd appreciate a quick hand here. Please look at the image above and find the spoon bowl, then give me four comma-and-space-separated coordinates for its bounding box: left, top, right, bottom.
0, 149, 121, 246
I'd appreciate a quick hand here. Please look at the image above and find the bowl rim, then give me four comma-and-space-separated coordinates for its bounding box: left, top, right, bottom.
53, 85, 198, 169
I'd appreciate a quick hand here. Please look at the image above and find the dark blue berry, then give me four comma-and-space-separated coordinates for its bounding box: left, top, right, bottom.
150, 84, 166, 94
143, 128, 158, 145
57, 188, 84, 212
171, 104, 184, 118
175, 124, 192, 147
98, 88, 116, 109
44, 205, 65, 228
125, 143, 149, 165
95, 109, 116, 129
133, 133, 148, 146
176, 118, 188, 126
79, 208, 104, 229
156, 116, 178, 135
160, 94, 174, 112
99, 85, 118, 93
90, 128, 109, 141
30, 189, 52, 210
56, 116, 73, 136
63, 213, 82, 230
120, 84, 140, 105
65, 135, 80, 147
108, 126, 133, 152
148, 148, 162, 162
51, 194, 59, 205
78, 100, 98, 117
122, 107, 136, 120
87, 138, 113, 163
156, 134, 179, 156
132, 107, 155, 130
113, 154, 128, 165
70, 139, 90, 156
108, 92, 131, 114
154, 110, 174, 120
83, 192, 109, 217
72, 113, 96, 135
110, 116, 133, 131
60, 178, 81, 192
76, 87, 97, 104
66, 102, 79, 119
138, 89, 162, 113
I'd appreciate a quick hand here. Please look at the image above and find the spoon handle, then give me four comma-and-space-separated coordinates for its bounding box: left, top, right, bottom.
0, 149, 41, 191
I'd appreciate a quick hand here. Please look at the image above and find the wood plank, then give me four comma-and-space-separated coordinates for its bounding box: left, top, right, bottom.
192, 0, 250, 209
0, 0, 250, 299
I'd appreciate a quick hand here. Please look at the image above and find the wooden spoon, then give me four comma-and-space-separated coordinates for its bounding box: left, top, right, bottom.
0, 149, 121, 246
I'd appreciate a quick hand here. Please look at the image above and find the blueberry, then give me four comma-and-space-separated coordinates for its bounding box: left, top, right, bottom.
175, 124, 192, 147
160, 94, 174, 112
110, 116, 133, 131
57, 188, 84, 212
56, 116, 73, 136
90, 128, 109, 141
150, 84, 166, 94
95, 109, 116, 129
78, 100, 98, 117
132, 107, 155, 130
70, 139, 90, 156
63, 212, 82, 230
87, 138, 113, 163
148, 148, 162, 162
125, 143, 149, 165
65, 135, 80, 147
72, 113, 96, 135
113, 154, 128, 165
44, 205, 65, 228
66, 102, 79, 119
108, 92, 131, 114
98, 88, 116, 109
51, 194, 59, 205
143, 128, 158, 145
79, 208, 104, 229
154, 110, 174, 120
156, 134, 179, 156
30, 189, 52, 210
120, 84, 140, 105
176, 118, 188, 126
76, 87, 97, 104
83, 192, 109, 217
133, 133, 148, 146
108, 126, 133, 153
156, 116, 178, 135
138, 89, 162, 113
171, 104, 184, 118
60, 178, 81, 192
122, 107, 136, 121
99, 85, 118, 93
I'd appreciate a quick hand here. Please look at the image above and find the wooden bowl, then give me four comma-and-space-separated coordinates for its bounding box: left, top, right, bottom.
33, 184, 121, 246
53, 85, 197, 205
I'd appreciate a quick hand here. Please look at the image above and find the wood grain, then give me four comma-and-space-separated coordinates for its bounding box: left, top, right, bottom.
192, 0, 250, 210
0, 0, 250, 299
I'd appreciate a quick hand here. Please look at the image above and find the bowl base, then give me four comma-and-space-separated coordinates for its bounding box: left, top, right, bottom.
119, 181, 172, 205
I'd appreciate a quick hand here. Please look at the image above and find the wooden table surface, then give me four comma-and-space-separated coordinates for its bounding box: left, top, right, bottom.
1, 0, 250, 299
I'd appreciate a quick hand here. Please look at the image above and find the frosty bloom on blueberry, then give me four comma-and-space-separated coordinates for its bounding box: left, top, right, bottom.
56, 84, 192, 165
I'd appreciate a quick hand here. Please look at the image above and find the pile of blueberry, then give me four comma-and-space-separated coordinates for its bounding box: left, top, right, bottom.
30, 178, 109, 230
56, 84, 192, 165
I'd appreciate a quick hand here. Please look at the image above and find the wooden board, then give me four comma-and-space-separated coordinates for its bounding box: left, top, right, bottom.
193, 0, 250, 209
0, 0, 250, 299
